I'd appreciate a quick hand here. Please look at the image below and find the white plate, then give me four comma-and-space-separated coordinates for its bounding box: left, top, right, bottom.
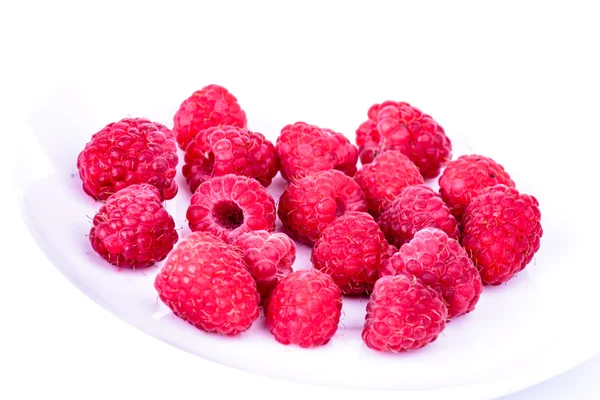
15, 79, 600, 400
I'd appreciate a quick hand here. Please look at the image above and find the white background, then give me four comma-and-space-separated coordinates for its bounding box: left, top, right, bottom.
1, 1, 599, 399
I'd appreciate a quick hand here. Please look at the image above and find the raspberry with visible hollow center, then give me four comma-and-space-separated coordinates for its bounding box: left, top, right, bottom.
187, 174, 276, 242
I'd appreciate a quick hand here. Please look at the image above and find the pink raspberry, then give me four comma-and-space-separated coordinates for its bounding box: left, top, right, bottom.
187, 174, 276, 242
355, 150, 424, 217
89, 184, 178, 268
356, 101, 451, 178
154, 232, 260, 336
381, 228, 483, 319
278, 169, 368, 244
266, 269, 342, 348
311, 212, 391, 295
173, 84, 247, 150
462, 184, 543, 285
232, 231, 296, 301
439, 154, 515, 221
378, 184, 459, 248
362, 274, 448, 352
183, 125, 278, 193
77, 118, 179, 201
276, 122, 358, 182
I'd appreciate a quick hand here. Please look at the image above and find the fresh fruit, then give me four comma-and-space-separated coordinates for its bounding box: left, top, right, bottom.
155, 231, 260, 335
356, 101, 451, 178
362, 274, 448, 352
311, 212, 391, 295
266, 269, 342, 348
77, 118, 179, 201
377, 184, 459, 248
232, 231, 296, 301
173, 84, 247, 150
276, 122, 358, 182
187, 174, 276, 242
461, 184, 543, 285
278, 169, 368, 244
183, 125, 278, 193
354, 150, 424, 217
439, 155, 515, 221
381, 228, 482, 319
89, 184, 178, 268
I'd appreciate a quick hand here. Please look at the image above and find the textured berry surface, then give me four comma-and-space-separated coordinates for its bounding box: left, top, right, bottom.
462, 185, 543, 285
187, 174, 276, 242
362, 274, 448, 352
355, 150, 424, 217
312, 212, 391, 295
278, 169, 368, 244
77, 118, 179, 201
356, 101, 451, 178
266, 269, 342, 348
232, 231, 296, 301
173, 84, 247, 150
378, 184, 459, 248
276, 122, 358, 182
439, 155, 515, 221
89, 184, 178, 268
155, 232, 260, 335
183, 125, 278, 193
381, 228, 482, 319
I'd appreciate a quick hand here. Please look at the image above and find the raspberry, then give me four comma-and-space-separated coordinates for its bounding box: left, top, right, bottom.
266, 269, 342, 347
183, 126, 278, 193
232, 231, 296, 301
89, 184, 178, 268
154, 232, 260, 336
355, 150, 424, 217
77, 118, 179, 201
311, 212, 391, 295
378, 184, 459, 248
381, 228, 482, 319
439, 154, 515, 221
362, 274, 448, 352
461, 185, 543, 285
187, 174, 276, 242
356, 101, 451, 178
173, 84, 247, 150
276, 122, 358, 182
278, 169, 368, 244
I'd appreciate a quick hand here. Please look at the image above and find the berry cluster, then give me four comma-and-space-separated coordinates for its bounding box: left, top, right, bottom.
78, 85, 542, 352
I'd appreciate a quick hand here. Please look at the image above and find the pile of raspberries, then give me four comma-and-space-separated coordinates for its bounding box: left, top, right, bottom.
78, 84, 543, 352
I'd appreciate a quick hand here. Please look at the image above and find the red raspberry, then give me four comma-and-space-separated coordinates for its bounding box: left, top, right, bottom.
77, 118, 179, 201
355, 150, 424, 217
232, 231, 296, 301
311, 212, 391, 295
439, 154, 515, 221
276, 122, 358, 182
183, 126, 278, 193
356, 101, 451, 178
378, 184, 459, 248
173, 84, 247, 150
89, 184, 178, 268
381, 228, 482, 319
362, 274, 448, 352
461, 185, 543, 285
187, 174, 276, 242
266, 269, 342, 347
278, 169, 368, 244
154, 232, 260, 336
